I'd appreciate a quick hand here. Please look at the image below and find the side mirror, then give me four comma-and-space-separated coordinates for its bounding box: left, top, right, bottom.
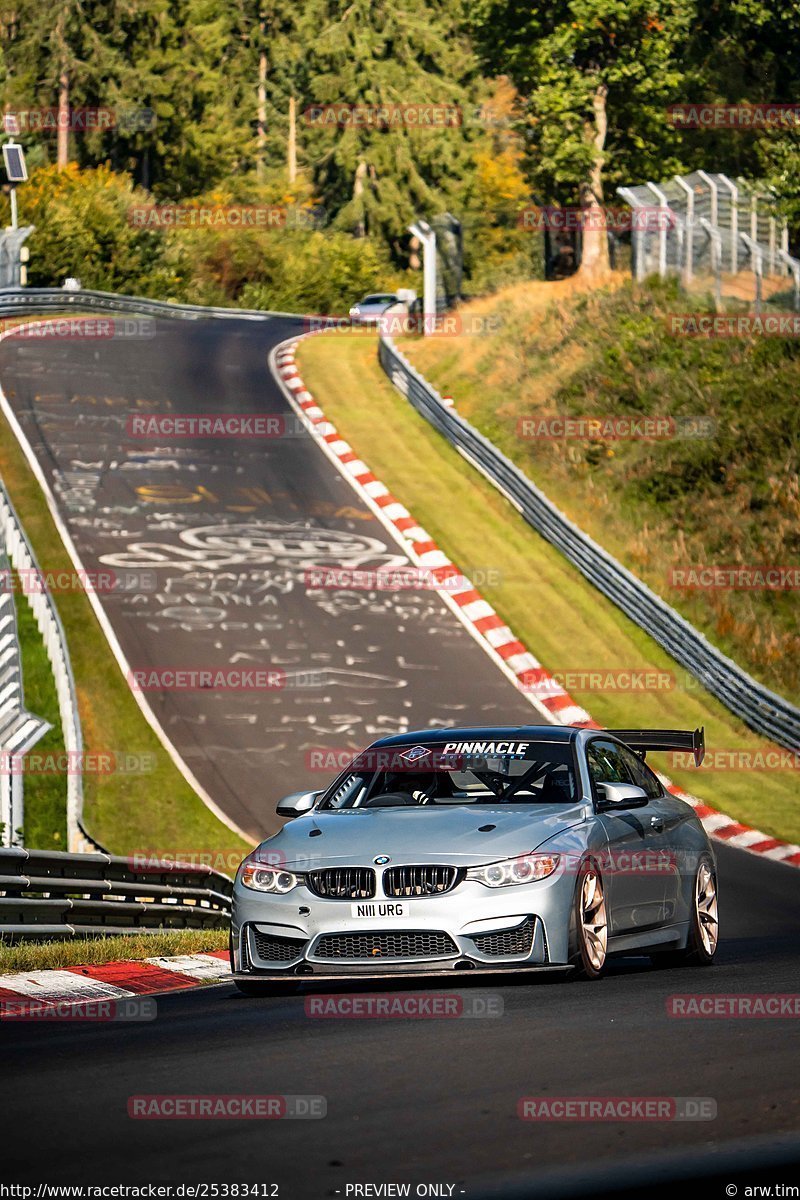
596, 782, 649, 810
276, 790, 320, 819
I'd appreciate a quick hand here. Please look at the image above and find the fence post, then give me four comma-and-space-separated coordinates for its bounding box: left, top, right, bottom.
768, 217, 776, 275
673, 176, 694, 285
718, 174, 738, 272
700, 218, 722, 310
741, 233, 763, 313
697, 170, 718, 227
645, 182, 670, 277
617, 187, 647, 281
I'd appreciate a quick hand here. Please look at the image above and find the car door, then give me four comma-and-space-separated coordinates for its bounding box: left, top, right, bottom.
587, 738, 667, 933
619, 749, 683, 923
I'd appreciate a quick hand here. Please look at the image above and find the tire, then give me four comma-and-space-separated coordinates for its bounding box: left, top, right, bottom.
651, 854, 719, 968
568, 859, 608, 980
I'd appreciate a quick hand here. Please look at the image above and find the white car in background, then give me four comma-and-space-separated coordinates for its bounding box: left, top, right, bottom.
348, 292, 400, 324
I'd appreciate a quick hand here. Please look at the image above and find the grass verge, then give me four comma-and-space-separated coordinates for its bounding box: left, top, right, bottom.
297, 331, 800, 845
0, 928, 228, 975
401, 277, 800, 705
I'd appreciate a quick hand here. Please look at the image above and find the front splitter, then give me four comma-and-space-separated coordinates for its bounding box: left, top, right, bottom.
232, 963, 573, 983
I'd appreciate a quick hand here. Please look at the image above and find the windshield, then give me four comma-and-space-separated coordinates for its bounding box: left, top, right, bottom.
318, 739, 578, 809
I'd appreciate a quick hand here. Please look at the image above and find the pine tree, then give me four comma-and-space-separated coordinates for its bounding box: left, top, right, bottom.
299, 0, 484, 247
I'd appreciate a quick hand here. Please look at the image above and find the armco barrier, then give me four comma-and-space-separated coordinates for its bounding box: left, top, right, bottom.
0, 481, 88, 850
0, 847, 232, 939
377, 334, 800, 753
0, 286, 295, 322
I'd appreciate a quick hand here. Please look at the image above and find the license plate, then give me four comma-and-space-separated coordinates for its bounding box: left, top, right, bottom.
350, 901, 407, 919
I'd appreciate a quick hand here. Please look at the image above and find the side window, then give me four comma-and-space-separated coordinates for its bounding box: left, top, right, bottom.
587, 740, 635, 791
616, 745, 663, 799
326, 774, 365, 808
587, 739, 663, 800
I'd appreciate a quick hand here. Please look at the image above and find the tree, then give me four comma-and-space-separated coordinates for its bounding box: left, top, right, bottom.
683, 0, 800, 231
1, 0, 92, 169
469, 0, 695, 278
299, 0, 484, 250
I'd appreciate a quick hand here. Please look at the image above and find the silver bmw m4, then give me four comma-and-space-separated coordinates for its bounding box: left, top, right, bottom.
230, 725, 718, 990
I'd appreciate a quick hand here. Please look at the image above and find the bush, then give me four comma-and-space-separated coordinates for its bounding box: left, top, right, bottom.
8, 167, 411, 313
8, 164, 175, 295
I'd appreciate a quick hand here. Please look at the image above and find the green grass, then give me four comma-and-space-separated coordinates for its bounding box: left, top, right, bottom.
0, 323, 251, 858
403, 277, 800, 705
0, 929, 228, 974
297, 331, 800, 845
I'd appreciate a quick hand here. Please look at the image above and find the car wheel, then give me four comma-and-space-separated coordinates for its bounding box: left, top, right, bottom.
651, 854, 719, 968
569, 860, 608, 980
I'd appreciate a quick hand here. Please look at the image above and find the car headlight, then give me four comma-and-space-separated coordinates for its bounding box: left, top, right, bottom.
466, 854, 559, 887
240, 863, 303, 893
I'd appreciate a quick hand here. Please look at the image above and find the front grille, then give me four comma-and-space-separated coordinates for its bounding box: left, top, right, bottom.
252, 929, 308, 963
313, 930, 459, 961
469, 917, 535, 958
383, 865, 461, 898
306, 868, 375, 899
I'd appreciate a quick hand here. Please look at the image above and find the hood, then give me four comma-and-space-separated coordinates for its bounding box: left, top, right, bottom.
254, 803, 591, 870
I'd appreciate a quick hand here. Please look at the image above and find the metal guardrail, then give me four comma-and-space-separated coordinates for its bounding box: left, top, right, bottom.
0, 286, 297, 322
0, 541, 51, 846
378, 335, 800, 752
0, 847, 232, 939
0, 481, 90, 852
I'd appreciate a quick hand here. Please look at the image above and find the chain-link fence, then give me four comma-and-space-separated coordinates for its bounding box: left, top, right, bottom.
617, 171, 800, 311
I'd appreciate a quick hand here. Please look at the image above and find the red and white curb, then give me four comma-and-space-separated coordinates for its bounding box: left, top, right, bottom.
0, 951, 231, 1013
271, 336, 800, 870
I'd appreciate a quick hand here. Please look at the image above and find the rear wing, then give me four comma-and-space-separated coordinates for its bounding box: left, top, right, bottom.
606, 727, 705, 767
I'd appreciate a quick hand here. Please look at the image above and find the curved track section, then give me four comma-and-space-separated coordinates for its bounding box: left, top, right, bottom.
0, 318, 538, 839
0, 317, 798, 1194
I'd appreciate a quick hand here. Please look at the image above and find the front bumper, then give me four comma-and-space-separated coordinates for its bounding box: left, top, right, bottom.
231, 870, 574, 977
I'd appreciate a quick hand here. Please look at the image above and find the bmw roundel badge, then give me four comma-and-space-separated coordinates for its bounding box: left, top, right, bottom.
374, 855, 391, 865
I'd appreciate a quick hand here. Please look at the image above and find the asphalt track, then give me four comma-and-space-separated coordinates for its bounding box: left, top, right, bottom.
1, 317, 798, 1194
0, 318, 538, 840
2, 843, 799, 1193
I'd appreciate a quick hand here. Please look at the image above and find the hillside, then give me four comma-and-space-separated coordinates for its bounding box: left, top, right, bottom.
401, 278, 800, 705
